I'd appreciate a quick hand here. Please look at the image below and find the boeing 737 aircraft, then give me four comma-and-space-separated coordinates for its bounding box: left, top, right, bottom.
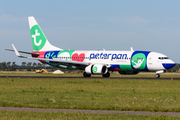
6, 16, 175, 78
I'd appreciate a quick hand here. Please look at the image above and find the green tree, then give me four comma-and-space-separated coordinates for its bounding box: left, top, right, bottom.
27, 62, 32, 71
1, 62, 7, 71
21, 62, 26, 70
11, 62, 16, 71
21, 62, 26, 66
167, 64, 179, 72
6, 62, 11, 70
37, 63, 42, 69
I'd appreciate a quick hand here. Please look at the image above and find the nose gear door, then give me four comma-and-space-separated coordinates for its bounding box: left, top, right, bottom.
148, 56, 153, 64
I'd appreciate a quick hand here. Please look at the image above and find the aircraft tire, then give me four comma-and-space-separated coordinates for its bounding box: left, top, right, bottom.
156, 74, 160, 78
83, 72, 91, 77
102, 72, 110, 77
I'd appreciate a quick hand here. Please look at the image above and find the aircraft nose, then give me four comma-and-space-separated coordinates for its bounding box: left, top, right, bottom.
162, 60, 176, 69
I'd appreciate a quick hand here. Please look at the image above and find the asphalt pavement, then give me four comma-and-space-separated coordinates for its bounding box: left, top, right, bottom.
0, 107, 179, 117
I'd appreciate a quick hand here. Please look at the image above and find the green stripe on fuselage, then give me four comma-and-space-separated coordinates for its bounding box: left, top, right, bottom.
119, 65, 133, 71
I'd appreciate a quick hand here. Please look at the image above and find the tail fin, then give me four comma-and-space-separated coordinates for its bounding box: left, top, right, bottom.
28, 16, 62, 51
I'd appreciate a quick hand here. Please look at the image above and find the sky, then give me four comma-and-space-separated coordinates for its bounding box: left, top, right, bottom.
0, 0, 180, 65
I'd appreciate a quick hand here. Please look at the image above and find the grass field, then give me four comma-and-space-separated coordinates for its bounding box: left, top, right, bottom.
0, 111, 179, 120
0, 74, 179, 112
0, 72, 180, 119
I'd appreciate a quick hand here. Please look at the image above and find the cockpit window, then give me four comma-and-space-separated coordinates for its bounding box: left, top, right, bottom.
158, 57, 169, 60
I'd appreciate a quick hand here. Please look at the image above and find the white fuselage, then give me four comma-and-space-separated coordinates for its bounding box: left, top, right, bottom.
46, 50, 175, 72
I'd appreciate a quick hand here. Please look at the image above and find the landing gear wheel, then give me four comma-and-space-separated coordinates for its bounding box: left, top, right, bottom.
102, 72, 110, 77
83, 72, 91, 77
156, 74, 160, 78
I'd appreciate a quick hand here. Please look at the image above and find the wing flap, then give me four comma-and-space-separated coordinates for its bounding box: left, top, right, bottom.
27, 57, 89, 66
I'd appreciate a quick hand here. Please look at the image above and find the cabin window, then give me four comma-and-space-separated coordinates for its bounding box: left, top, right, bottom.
158, 57, 169, 60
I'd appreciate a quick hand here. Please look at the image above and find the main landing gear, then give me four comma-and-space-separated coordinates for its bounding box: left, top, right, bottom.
83, 72, 110, 77
156, 74, 160, 78
102, 72, 110, 77
83, 72, 91, 77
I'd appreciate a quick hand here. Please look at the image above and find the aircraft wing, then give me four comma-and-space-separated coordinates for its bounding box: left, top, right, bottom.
8, 44, 89, 67
26, 57, 89, 66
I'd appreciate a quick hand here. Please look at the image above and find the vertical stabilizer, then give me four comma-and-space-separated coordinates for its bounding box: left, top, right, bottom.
28, 16, 62, 51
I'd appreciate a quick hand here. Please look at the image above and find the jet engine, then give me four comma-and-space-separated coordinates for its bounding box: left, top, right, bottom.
85, 64, 108, 74
118, 71, 139, 75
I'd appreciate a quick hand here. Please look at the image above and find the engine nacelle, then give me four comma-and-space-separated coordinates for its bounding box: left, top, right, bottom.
118, 71, 139, 75
156, 70, 166, 74
85, 64, 108, 74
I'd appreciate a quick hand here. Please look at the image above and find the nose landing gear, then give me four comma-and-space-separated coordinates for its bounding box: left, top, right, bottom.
156, 74, 160, 78
155, 70, 166, 78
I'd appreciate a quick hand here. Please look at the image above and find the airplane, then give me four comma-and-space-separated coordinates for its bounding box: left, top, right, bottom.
5, 16, 175, 78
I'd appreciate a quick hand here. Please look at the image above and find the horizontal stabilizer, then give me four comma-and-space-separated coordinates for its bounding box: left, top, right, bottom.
5, 49, 39, 56
6, 44, 30, 58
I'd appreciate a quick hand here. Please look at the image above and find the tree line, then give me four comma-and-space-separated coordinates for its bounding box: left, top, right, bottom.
0, 62, 57, 71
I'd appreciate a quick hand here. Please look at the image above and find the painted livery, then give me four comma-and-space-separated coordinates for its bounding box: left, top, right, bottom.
6, 16, 175, 78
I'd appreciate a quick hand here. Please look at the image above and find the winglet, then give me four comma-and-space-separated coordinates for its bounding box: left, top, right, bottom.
130, 47, 134, 51
12, 44, 22, 57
